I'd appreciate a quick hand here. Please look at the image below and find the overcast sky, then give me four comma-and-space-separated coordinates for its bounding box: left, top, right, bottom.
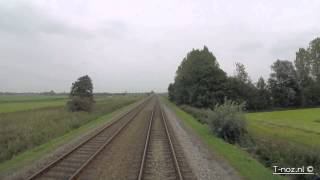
0, 0, 319, 93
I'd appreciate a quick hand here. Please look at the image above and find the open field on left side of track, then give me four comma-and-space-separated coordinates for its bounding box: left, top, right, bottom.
0, 99, 141, 178
0, 95, 67, 103
0, 100, 67, 113
0, 95, 142, 164
0, 95, 128, 113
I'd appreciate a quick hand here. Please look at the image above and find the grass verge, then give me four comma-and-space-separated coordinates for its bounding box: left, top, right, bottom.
0, 100, 138, 177
162, 98, 286, 180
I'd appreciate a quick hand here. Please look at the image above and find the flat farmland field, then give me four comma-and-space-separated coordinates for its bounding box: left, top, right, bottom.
0, 95, 67, 103
0, 95, 120, 113
0, 95, 68, 113
0, 95, 142, 164
0, 100, 67, 113
245, 108, 320, 148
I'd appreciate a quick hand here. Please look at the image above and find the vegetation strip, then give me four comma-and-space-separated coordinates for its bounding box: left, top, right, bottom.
0, 98, 140, 177
163, 98, 286, 180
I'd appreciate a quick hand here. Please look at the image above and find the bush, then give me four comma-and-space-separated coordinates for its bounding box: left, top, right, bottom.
207, 100, 248, 144
67, 97, 94, 112
180, 105, 209, 124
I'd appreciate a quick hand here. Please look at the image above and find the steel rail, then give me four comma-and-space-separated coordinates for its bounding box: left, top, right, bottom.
137, 105, 155, 180
160, 104, 183, 180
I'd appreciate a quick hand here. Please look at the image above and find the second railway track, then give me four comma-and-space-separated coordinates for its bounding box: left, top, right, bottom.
27, 97, 150, 180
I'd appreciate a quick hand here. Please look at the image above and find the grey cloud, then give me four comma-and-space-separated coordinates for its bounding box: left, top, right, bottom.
0, 2, 90, 38
268, 31, 320, 59
233, 41, 265, 53
1, 0, 320, 92
99, 21, 129, 38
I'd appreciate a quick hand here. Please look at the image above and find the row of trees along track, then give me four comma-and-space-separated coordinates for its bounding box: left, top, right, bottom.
27, 96, 195, 180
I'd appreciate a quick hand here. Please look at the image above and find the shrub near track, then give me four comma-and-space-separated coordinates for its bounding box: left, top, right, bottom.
162, 98, 285, 180
0, 96, 141, 163
169, 100, 320, 179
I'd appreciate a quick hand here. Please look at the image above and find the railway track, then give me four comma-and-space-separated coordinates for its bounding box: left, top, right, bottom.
138, 100, 195, 180
27, 97, 150, 180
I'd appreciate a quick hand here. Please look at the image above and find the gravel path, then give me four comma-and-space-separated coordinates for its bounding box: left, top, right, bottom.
162, 102, 242, 180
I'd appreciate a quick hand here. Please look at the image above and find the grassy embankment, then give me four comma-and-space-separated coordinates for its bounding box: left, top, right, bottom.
163, 98, 285, 180
0, 95, 142, 176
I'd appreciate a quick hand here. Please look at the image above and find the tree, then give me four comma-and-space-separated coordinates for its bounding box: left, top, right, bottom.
255, 77, 272, 109
169, 46, 227, 107
294, 48, 313, 106
67, 75, 94, 112
256, 77, 267, 90
295, 48, 312, 83
229, 62, 262, 110
70, 75, 93, 99
309, 38, 320, 82
168, 83, 175, 101
268, 60, 300, 107
235, 62, 250, 83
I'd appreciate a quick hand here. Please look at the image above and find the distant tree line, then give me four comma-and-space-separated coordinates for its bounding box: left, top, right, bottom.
168, 38, 320, 110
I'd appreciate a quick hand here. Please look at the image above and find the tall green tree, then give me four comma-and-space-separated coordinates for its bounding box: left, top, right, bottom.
235, 62, 250, 83
231, 62, 263, 110
70, 75, 93, 99
169, 46, 227, 107
268, 60, 300, 107
255, 77, 271, 109
309, 38, 320, 82
67, 75, 94, 112
294, 48, 312, 106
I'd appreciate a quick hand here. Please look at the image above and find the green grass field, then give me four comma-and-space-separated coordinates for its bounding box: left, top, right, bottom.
0, 95, 67, 103
0, 95, 131, 113
245, 108, 320, 148
0, 100, 67, 113
0, 97, 141, 178
162, 98, 285, 180
0, 95, 142, 164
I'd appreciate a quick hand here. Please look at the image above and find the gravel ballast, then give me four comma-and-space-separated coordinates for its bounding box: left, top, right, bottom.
162, 102, 242, 180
